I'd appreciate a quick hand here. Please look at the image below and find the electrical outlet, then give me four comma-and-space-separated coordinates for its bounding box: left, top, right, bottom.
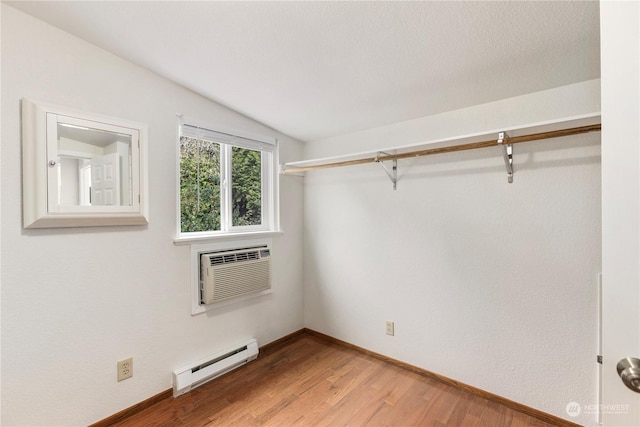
117, 357, 133, 381
386, 321, 395, 336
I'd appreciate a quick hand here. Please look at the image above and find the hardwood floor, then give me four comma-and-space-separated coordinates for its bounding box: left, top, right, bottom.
110, 333, 564, 427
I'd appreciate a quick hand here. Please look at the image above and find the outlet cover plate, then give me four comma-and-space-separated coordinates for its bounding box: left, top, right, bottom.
117, 357, 133, 381
386, 321, 395, 336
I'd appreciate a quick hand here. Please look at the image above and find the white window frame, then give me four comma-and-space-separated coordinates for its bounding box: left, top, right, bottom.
174, 117, 280, 245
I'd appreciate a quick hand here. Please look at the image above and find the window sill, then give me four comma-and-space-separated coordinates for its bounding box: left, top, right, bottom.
173, 230, 283, 246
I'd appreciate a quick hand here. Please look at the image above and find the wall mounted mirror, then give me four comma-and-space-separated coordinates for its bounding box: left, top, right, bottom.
22, 98, 149, 228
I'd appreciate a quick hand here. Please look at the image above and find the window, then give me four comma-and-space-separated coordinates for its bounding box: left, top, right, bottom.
177, 120, 278, 241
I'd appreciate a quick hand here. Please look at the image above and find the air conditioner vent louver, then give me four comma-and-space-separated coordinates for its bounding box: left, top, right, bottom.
208, 250, 261, 266
201, 246, 271, 305
209, 256, 225, 266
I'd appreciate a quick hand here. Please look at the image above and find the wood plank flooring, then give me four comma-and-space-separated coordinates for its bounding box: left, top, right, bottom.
110, 333, 562, 427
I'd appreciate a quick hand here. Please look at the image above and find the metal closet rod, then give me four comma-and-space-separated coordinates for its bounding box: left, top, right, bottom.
281, 124, 602, 174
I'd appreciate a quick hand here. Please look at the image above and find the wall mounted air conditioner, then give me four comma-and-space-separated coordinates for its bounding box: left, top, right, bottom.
200, 246, 271, 305
172, 339, 259, 397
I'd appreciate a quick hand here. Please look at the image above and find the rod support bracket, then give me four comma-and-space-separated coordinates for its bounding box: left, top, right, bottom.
497, 131, 514, 184
375, 151, 397, 190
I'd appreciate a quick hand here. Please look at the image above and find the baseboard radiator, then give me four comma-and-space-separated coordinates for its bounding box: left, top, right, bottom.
172, 338, 259, 397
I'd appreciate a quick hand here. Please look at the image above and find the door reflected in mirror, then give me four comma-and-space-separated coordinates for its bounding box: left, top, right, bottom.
56, 122, 133, 207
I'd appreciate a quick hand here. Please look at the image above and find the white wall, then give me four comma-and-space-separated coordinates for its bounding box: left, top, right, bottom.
0, 5, 304, 426
0, 4, 4, 424
303, 82, 601, 425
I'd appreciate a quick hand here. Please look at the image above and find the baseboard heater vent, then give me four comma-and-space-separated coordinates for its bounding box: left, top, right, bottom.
172, 338, 259, 397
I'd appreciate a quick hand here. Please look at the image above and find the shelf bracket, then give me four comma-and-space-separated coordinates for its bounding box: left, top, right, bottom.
374, 151, 397, 190
497, 131, 514, 184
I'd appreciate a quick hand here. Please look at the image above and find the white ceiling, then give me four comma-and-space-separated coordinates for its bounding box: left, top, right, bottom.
7, 1, 600, 142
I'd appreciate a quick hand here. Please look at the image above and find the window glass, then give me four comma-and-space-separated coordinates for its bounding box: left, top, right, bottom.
231, 146, 262, 227
179, 137, 221, 232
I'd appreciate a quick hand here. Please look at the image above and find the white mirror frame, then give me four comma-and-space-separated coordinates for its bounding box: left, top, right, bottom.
21, 98, 149, 228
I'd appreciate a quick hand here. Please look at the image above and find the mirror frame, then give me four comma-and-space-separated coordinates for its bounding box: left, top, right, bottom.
21, 98, 149, 228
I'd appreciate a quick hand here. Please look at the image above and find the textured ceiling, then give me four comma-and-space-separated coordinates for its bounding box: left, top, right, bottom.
7, 1, 600, 142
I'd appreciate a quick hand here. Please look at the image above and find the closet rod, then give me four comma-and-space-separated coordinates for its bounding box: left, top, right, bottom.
281, 123, 601, 174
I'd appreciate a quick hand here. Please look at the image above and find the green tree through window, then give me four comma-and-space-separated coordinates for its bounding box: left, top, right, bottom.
180, 137, 221, 232
232, 146, 262, 226
179, 137, 264, 233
